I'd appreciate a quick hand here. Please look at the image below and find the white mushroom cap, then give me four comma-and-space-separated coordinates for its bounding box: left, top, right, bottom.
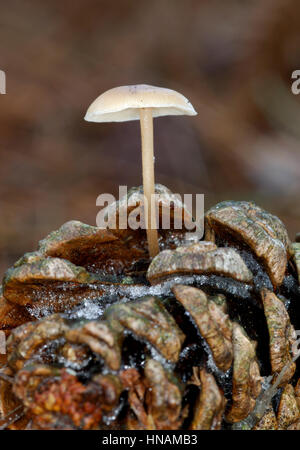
84, 84, 197, 122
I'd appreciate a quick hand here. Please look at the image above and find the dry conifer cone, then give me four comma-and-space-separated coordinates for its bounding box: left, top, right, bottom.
0, 185, 299, 430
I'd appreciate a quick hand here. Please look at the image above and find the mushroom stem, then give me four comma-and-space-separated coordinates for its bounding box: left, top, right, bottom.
139, 107, 159, 258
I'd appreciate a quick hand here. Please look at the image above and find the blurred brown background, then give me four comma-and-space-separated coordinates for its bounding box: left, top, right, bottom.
0, 0, 300, 279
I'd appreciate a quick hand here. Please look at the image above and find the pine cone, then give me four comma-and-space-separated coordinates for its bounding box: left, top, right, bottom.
0, 185, 299, 430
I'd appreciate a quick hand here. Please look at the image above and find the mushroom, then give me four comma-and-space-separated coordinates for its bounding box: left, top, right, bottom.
84, 84, 197, 257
